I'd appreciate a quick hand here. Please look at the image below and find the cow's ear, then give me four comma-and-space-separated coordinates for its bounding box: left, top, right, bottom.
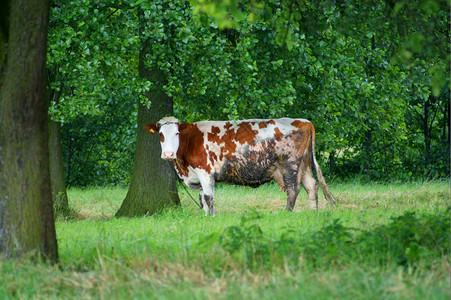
145, 123, 158, 134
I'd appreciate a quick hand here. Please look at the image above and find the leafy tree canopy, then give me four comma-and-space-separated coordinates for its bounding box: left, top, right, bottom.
47, 0, 450, 184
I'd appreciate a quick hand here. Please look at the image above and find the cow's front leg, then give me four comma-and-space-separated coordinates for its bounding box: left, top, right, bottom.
199, 174, 215, 217
199, 190, 208, 213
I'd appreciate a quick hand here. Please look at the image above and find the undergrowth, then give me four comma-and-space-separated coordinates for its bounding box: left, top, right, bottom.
196, 209, 450, 272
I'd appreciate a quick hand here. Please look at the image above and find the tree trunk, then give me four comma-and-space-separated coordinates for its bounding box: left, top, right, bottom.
66, 133, 73, 184
49, 118, 70, 217
0, 0, 58, 261
116, 8, 180, 217
423, 99, 431, 175
363, 129, 372, 173
328, 150, 335, 176
445, 97, 450, 177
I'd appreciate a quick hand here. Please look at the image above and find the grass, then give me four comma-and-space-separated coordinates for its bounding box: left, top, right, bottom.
1, 180, 450, 299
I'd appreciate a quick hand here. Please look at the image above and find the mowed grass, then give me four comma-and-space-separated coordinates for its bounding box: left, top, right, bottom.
1, 180, 450, 299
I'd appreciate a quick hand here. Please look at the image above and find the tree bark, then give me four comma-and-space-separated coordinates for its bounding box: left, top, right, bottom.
423, 99, 431, 174
328, 150, 335, 176
363, 129, 372, 173
0, 0, 58, 261
66, 133, 73, 184
444, 97, 450, 177
49, 118, 69, 217
116, 8, 180, 217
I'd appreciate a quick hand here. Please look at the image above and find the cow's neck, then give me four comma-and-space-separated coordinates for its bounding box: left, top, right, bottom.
173, 123, 192, 177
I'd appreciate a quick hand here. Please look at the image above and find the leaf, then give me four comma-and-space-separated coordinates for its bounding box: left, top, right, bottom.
394, 2, 406, 14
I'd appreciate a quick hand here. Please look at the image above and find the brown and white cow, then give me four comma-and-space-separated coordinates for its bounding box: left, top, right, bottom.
146, 116, 335, 216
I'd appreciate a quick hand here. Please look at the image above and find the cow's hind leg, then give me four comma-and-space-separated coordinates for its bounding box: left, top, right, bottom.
301, 167, 319, 210
282, 167, 300, 211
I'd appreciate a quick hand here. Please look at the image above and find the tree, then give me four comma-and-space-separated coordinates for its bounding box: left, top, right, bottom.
48, 93, 69, 217
116, 5, 181, 217
45, 0, 448, 194
47, 1, 181, 215
0, 0, 58, 261
47, 1, 141, 188
191, 0, 450, 179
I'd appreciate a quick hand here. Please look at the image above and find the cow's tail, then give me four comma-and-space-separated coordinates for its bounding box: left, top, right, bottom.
311, 130, 336, 207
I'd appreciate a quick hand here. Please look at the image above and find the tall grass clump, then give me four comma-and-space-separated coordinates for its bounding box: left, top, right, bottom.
196, 209, 450, 272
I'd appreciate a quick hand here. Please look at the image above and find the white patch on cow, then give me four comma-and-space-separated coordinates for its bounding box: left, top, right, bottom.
181, 168, 200, 189
256, 124, 277, 140
250, 122, 260, 132
213, 159, 226, 174
158, 116, 179, 124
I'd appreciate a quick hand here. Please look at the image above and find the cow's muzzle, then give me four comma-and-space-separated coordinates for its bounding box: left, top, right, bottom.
162, 152, 176, 160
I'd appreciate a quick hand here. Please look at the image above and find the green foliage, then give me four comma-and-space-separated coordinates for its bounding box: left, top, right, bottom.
48, 1, 142, 186
190, 0, 263, 29
47, 0, 450, 185
186, 0, 449, 181
357, 211, 450, 267
198, 210, 450, 271
47, 1, 143, 121
205, 211, 272, 270
61, 103, 136, 187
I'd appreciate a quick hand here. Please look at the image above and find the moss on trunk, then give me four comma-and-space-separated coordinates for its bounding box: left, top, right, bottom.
49, 118, 70, 217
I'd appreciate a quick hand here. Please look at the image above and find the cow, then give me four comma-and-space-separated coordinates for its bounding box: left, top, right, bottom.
146, 116, 336, 216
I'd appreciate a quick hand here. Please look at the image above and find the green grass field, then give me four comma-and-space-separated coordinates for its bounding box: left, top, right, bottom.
1, 180, 450, 299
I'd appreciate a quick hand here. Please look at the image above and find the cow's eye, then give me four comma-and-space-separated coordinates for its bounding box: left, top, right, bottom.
175, 132, 179, 136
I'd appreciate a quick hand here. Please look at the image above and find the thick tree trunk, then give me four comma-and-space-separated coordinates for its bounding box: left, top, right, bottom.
116, 9, 180, 217
116, 101, 181, 217
49, 118, 70, 217
0, 0, 58, 261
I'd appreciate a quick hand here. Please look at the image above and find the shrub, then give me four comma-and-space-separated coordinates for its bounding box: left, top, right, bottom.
196, 209, 450, 272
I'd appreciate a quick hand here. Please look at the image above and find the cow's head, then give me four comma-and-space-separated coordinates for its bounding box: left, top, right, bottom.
146, 117, 180, 160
